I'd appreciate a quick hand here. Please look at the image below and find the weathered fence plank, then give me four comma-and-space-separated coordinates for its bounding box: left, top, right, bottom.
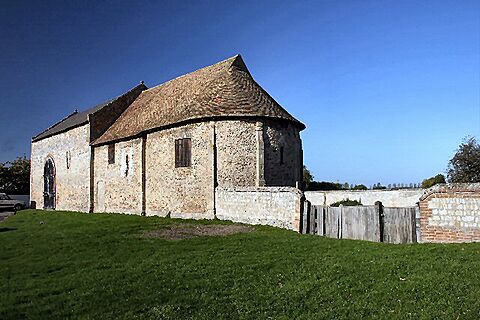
383, 207, 417, 244
340, 206, 380, 241
304, 203, 417, 243
309, 203, 316, 234
316, 206, 324, 236
323, 207, 341, 238
301, 200, 308, 234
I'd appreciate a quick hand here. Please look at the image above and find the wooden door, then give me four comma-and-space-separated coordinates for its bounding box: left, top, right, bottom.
43, 159, 56, 209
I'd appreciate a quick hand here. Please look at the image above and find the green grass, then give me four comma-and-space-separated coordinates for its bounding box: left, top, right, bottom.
1, 210, 479, 319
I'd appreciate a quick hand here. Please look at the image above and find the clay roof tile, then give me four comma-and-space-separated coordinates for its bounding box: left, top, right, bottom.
93, 55, 304, 146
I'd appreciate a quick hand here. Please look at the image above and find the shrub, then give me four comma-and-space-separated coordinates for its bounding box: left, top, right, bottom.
421, 174, 446, 189
352, 184, 368, 190
330, 198, 362, 207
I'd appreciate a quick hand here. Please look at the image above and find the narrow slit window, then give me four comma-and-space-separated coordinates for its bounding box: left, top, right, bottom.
125, 155, 129, 176
108, 144, 115, 164
280, 146, 284, 164
66, 151, 71, 169
175, 138, 191, 167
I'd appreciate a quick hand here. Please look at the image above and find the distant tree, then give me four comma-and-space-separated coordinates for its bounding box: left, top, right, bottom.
342, 182, 350, 190
0, 156, 30, 194
387, 184, 392, 189
352, 184, 368, 190
447, 137, 480, 183
308, 181, 343, 191
421, 174, 446, 189
373, 183, 386, 190
303, 165, 313, 189
409, 183, 414, 189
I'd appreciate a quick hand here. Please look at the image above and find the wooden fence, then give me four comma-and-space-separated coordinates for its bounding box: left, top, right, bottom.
300, 201, 418, 243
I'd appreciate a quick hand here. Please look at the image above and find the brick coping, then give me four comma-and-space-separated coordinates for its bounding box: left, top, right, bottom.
419, 183, 480, 201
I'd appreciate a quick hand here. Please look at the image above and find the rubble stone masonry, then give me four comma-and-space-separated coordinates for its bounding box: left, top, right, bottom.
145, 122, 214, 219
31, 118, 304, 228
216, 186, 303, 230
93, 138, 143, 214
30, 124, 91, 212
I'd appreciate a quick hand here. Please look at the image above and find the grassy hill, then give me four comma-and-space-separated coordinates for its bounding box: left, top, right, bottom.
1, 210, 479, 319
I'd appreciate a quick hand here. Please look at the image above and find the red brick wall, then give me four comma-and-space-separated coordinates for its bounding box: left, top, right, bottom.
419, 184, 480, 243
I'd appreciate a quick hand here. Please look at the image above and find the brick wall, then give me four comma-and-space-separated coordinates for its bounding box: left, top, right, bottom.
419, 184, 480, 243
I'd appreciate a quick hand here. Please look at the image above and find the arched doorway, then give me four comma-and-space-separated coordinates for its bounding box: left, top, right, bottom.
43, 158, 56, 209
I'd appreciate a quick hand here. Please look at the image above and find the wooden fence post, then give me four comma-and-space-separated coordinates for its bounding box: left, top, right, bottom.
317, 206, 325, 236
375, 201, 384, 242
306, 201, 313, 234
338, 204, 343, 239
413, 207, 419, 243
309, 204, 316, 234
300, 197, 306, 234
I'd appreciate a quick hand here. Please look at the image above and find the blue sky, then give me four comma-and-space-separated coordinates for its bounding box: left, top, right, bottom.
0, 0, 478, 186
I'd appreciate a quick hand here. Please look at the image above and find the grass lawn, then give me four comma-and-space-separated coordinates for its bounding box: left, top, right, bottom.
1, 210, 479, 319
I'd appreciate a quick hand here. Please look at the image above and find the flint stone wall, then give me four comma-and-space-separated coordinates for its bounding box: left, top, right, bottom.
305, 189, 424, 207
215, 186, 303, 230
419, 183, 480, 243
30, 124, 90, 212
264, 120, 302, 187
96, 119, 302, 219
145, 122, 214, 219
215, 120, 257, 187
94, 138, 143, 214
31, 117, 304, 224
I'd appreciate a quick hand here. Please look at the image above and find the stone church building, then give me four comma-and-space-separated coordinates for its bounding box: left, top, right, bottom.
30, 55, 305, 220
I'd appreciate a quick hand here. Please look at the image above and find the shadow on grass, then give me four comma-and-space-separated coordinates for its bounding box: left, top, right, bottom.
0, 227, 16, 233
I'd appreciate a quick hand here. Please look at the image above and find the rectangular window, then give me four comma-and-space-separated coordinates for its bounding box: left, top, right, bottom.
280, 146, 284, 164
175, 138, 191, 167
108, 144, 115, 164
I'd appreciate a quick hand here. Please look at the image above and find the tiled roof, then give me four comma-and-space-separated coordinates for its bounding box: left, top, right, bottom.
93, 55, 304, 145
32, 83, 146, 142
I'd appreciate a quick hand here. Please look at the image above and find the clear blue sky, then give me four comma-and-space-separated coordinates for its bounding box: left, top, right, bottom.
0, 0, 479, 186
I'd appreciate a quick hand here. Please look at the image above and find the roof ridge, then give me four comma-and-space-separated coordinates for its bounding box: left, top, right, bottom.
143, 54, 242, 94
32, 82, 147, 142
32, 110, 79, 141
89, 82, 147, 117
91, 55, 305, 146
